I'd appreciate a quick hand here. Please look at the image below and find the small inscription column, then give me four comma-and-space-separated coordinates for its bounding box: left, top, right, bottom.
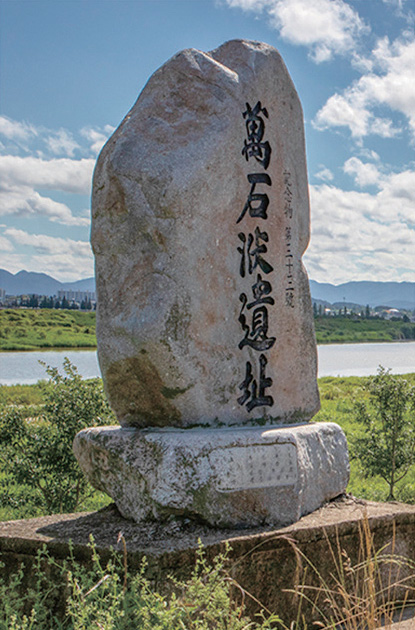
283, 170, 295, 308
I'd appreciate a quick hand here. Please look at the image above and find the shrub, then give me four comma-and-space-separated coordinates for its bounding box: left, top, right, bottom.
353, 366, 415, 501
0, 359, 115, 514
0, 541, 282, 630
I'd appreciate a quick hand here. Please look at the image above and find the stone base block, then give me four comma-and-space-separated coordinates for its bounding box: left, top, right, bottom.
73, 422, 349, 528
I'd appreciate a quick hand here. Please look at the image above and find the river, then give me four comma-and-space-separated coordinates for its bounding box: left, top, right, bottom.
0, 342, 414, 385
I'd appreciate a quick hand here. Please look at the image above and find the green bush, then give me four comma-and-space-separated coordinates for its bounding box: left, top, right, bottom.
0, 360, 115, 514
352, 367, 415, 500
0, 541, 282, 630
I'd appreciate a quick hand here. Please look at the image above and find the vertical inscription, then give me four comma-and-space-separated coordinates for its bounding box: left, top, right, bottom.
283, 170, 295, 308
237, 102, 274, 413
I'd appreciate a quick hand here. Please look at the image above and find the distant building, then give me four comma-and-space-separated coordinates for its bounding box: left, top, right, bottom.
57, 290, 96, 302
0, 288, 5, 303
382, 308, 403, 320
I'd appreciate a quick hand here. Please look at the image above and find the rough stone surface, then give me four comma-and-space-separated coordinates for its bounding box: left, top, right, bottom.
73, 421, 349, 527
2, 499, 415, 625
92, 39, 319, 428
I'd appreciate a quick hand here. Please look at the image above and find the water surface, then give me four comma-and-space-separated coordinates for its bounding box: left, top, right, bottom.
0, 342, 414, 385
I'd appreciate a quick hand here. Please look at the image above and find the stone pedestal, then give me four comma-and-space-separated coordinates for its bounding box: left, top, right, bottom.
74, 422, 349, 528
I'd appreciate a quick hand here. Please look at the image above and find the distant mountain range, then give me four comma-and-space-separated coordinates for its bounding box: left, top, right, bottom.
310, 280, 415, 310
0, 269, 95, 296
1, 269, 414, 310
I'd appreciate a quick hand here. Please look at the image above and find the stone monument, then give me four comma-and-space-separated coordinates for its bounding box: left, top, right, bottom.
74, 40, 349, 528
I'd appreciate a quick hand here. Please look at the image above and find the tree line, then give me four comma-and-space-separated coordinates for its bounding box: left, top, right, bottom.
13, 294, 95, 311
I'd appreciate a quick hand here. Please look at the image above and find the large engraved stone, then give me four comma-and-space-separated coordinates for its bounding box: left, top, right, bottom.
92, 39, 320, 428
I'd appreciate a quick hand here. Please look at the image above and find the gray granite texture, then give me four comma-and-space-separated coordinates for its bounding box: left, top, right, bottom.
73, 422, 349, 527
91, 39, 320, 428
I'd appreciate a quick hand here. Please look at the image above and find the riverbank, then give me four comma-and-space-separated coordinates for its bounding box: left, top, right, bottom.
1, 308, 415, 350
0, 308, 96, 351
314, 314, 415, 344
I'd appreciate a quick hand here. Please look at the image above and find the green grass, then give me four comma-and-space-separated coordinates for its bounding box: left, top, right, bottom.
1, 373, 415, 522
315, 372, 415, 502
0, 309, 96, 351
314, 315, 415, 344
1, 309, 415, 350
0, 381, 48, 407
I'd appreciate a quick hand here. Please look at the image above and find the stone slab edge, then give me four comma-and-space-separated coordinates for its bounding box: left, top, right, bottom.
2, 499, 415, 562
73, 421, 349, 527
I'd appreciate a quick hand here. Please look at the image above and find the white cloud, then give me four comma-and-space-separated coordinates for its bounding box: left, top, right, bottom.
343, 157, 382, 187
315, 167, 334, 182
0, 186, 90, 226
4, 227, 92, 258
0, 235, 13, 252
314, 36, 415, 139
2, 228, 94, 282
0, 155, 94, 195
358, 149, 380, 162
0, 115, 114, 159
81, 125, 115, 155
0, 117, 115, 278
225, 0, 368, 62
45, 130, 80, 157
30, 254, 94, 282
304, 171, 415, 283
0, 116, 37, 143
0, 154, 93, 225
226, 0, 269, 9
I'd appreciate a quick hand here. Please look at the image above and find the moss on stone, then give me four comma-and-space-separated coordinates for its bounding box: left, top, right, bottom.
164, 299, 191, 344
105, 355, 183, 428
161, 384, 193, 400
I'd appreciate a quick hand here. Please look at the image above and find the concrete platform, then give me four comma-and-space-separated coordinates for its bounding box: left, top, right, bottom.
1, 497, 415, 625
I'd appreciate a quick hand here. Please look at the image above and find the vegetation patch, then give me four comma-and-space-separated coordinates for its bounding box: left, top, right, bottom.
1, 369, 415, 521
315, 371, 415, 502
314, 315, 415, 344
1, 309, 415, 350
0, 309, 97, 351
0, 360, 114, 520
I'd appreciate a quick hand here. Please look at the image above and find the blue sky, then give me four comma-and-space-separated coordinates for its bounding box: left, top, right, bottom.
0, 0, 414, 284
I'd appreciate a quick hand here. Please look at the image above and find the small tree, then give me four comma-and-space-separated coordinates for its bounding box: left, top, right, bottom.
0, 359, 115, 514
353, 366, 415, 501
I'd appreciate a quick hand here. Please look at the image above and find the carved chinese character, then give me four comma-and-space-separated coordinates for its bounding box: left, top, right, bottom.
242, 101, 271, 169
237, 173, 272, 224
237, 354, 274, 412
246, 273, 275, 309
238, 293, 276, 351
285, 287, 295, 308
243, 101, 268, 141
237, 228, 274, 278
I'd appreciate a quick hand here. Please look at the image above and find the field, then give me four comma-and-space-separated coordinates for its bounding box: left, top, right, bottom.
1, 308, 414, 350
314, 315, 415, 344
1, 372, 415, 522
0, 308, 96, 350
